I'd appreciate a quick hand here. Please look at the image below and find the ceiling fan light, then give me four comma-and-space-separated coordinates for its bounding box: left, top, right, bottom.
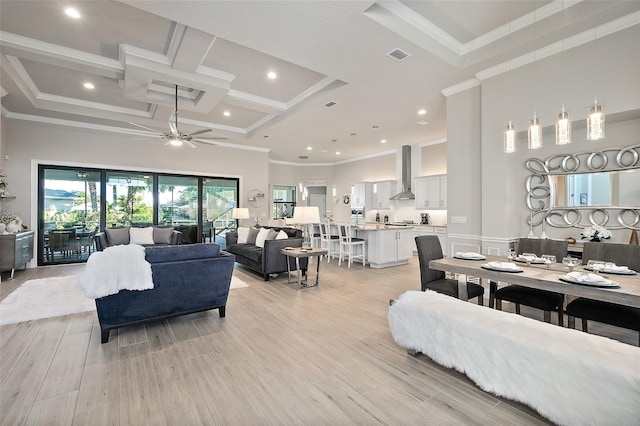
169, 137, 183, 147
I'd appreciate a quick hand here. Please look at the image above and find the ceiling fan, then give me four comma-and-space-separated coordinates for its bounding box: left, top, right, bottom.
129, 84, 227, 148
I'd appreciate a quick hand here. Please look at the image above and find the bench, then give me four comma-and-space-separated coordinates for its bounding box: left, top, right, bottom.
388, 290, 640, 426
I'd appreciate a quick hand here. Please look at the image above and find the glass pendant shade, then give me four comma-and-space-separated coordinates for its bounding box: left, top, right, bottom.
528, 114, 542, 150
555, 105, 572, 145
587, 99, 605, 141
504, 120, 517, 153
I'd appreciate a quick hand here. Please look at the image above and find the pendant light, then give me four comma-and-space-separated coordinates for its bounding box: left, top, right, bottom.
372, 126, 379, 193
555, 105, 572, 145
587, 98, 605, 140
528, 113, 542, 149
504, 120, 517, 153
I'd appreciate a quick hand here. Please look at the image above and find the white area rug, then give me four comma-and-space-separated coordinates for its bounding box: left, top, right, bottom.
0, 275, 248, 326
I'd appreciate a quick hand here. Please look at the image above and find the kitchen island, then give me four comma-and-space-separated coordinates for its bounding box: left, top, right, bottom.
353, 224, 414, 268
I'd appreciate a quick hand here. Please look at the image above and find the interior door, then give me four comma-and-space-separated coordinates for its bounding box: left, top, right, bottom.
309, 194, 326, 221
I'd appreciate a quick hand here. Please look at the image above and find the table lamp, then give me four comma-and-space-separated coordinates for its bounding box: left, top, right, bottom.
293, 206, 320, 249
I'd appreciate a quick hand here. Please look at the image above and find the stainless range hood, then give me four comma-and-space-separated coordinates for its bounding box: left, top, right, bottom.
390, 145, 415, 200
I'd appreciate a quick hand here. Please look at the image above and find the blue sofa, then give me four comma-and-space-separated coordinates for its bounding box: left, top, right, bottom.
95, 243, 235, 343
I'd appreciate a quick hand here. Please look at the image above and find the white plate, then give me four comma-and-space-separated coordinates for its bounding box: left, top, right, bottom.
558, 275, 620, 288
583, 266, 637, 275
514, 257, 546, 264
454, 254, 486, 261
481, 263, 523, 273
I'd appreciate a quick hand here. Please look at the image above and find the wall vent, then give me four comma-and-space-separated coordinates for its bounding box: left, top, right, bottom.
416, 120, 430, 126
324, 101, 337, 108
387, 48, 410, 62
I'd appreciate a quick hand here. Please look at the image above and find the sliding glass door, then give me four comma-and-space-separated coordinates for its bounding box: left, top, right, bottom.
38, 165, 238, 265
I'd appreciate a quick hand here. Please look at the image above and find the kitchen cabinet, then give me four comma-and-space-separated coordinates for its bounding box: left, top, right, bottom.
359, 227, 413, 268
0, 230, 34, 279
414, 175, 447, 209
371, 180, 396, 210
351, 182, 372, 209
413, 226, 447, 256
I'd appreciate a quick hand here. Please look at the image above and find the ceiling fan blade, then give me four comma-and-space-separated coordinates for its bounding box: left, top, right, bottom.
193, 136, 228, 140
129, 121, 162, 133
186, 128, 215, 137
192, 138, 218, 146
184, 140, 197, 148
133, 136, 164, 140
168, 121, 178, 134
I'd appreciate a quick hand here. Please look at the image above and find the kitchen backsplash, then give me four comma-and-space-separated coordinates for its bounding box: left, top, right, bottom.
365, 203, 447, 225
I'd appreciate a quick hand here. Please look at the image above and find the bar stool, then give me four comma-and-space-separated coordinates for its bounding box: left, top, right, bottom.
338, 224, 366, 268
319, 222, 339, 262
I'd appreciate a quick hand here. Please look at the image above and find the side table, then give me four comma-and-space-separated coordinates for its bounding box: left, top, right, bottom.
280, 247, 328, 288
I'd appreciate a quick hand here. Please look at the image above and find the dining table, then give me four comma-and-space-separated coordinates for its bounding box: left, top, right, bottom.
429, 255, 640, 309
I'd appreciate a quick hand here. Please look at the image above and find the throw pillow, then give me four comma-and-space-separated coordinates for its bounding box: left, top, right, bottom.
153, 226, 174, 244
266, 229, 278, 241
237, 227, 250, 243
255, 228, 271, 248
275, 230, 288, 240
105, 227, 130, 246
130, 227, 155, 245
247, 227, 260, 244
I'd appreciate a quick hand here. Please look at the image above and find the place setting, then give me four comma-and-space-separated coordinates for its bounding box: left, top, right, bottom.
582, 260, 637, 276
453, 251, 486, 261
558, 271, 621, 288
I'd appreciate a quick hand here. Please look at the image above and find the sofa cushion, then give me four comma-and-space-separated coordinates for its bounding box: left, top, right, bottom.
145, 243, 220, 263
263, 226, 300, 238
105, 227, 130, 246
237, 227, 250, 243
226, 243, 262, 264
130, 227, 155, 245
153, 226, 175, 244
266, 229, 278, 241
247, 227, 260, 244
255, 228, 271, 248
276, 230, 288, 240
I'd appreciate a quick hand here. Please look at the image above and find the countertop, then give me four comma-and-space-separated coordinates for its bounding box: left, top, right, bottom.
352, 223, 447, 230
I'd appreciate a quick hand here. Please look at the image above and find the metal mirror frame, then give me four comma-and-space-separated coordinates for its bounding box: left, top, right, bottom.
525, 143, 640, 230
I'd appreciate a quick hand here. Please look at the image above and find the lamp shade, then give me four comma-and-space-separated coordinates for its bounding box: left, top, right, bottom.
232, 208, 250, 219
293, 206, 320, 224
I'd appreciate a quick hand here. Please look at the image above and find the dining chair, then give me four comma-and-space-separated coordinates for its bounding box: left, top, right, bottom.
338, 224, 366, 268
319, 222, 339, 263
415, 235, 484, 304
48, 229, 78, 261
79, 226, 99, 255
492, 238, 567, 325
566, 242, 640, 345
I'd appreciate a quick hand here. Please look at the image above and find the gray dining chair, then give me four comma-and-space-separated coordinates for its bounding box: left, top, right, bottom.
566, 242, 640, 345
492, 238, 567, 325
415, 235, 484, 304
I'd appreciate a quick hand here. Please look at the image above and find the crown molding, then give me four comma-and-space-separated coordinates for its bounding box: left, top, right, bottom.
419, 137, 447, 147
441, 78, 480, 97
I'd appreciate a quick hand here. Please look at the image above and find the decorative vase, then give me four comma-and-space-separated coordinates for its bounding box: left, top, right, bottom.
0, 223, 6, 234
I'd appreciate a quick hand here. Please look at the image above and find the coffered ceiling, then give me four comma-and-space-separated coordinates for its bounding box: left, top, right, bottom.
1, 1, 638, 163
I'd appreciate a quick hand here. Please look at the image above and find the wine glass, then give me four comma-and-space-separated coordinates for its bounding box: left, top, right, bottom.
541, 254, 556, 269
562, 256, 580, 272
506, 249, 517, 262
521, 252, 537, 266
587, 260, 606, 274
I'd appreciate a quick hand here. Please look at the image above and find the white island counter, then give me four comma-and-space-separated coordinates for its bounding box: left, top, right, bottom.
353, 225, 414, 268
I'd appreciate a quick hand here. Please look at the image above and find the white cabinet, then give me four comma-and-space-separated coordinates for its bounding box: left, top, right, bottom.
413, 226, 448, 256
414, 175, 447, 209
363, 228, 413, 268
371, 180, 396, 210
351, 182, 372, 209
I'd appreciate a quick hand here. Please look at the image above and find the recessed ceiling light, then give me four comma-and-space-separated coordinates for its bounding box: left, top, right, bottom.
223, 111, 231, 117
335, 151, 341, 155
65, 7, 81, 19
418, 109, 427, 115
307, 147, 312, 151
380, 139, 387, 144
267, 71, 277, 79
83, 82, 95, 90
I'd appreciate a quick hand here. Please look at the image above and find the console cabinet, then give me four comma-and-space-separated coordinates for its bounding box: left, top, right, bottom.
0, 230, 34, 279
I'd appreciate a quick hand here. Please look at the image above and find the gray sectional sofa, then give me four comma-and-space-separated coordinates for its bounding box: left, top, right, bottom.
94, 226, 182, 251
225, 226, 306, 281
95, 243, 234, 343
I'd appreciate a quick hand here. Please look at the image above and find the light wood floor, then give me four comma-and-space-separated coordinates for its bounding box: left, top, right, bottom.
1, 257, 637, 425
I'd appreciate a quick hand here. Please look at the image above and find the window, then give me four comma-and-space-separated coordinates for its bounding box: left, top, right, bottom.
272, 185, 296, 219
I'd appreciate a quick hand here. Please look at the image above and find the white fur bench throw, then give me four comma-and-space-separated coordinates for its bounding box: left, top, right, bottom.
388, 290, 640, 426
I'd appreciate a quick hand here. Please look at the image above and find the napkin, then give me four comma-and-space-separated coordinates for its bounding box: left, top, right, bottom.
567, 272, 607, 283
487, 261, 520, 270
455, 252, 485, 259
603, 263, 629, 273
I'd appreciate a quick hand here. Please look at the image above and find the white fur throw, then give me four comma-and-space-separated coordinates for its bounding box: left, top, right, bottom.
388, 291, 640, 426
78, 244, 153, 299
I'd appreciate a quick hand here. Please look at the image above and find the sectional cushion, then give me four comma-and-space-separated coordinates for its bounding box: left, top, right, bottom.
276, 230, 288, 240
145, 243, 221, 263
255, 228, 271, 248
237, 227, 250, 243
247, 227, 260, 245
105, 227, 130, 246
130, 227, 155, 245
